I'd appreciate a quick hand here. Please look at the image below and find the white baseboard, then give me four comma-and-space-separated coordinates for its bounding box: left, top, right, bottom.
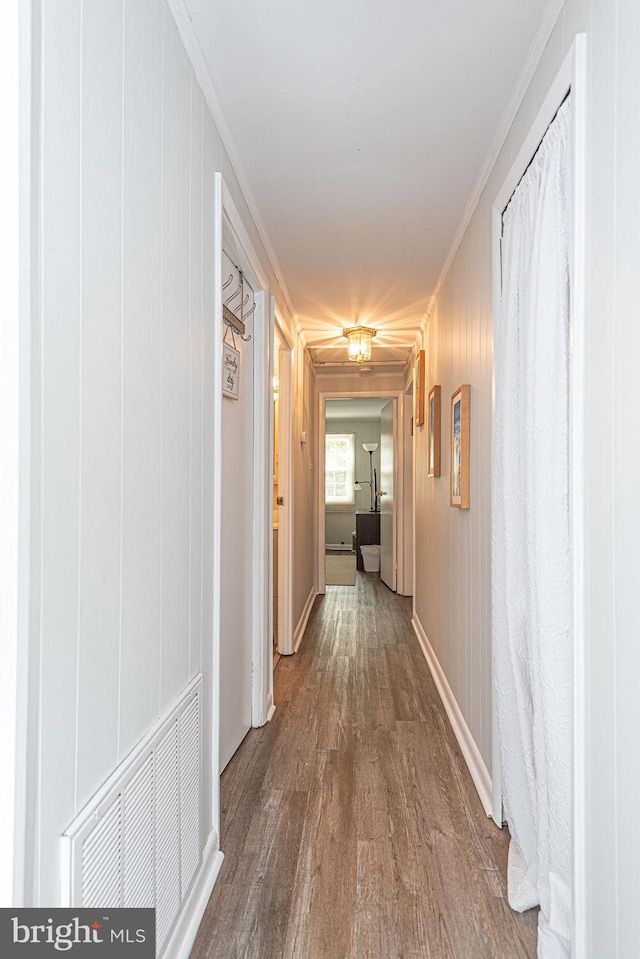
325, 543, 353, 551
266, 691, 276, 722
292, 586, 317, 654
163, 831, 224, 959
411, 614, 493, 819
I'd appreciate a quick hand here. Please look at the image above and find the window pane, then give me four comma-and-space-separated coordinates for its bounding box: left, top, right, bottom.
325, 433, 355, 504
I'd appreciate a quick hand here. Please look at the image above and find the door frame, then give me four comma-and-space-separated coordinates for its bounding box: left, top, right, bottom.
272, 309, 294, 657
213, 175, 272, 829
490, 34, 587, 950
379, 397, 398, 591
317, 390, 403, 594
0, 0, 31, 906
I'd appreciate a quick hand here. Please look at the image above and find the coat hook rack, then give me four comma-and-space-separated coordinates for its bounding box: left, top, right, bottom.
222, 259, 253, 345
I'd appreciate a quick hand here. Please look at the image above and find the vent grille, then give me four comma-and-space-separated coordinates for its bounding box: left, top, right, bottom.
62, 676, 203, 956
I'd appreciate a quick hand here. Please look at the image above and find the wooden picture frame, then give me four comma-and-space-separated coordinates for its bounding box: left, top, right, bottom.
222, 342, 240, 399
415, 350, 425, 427
428, 385, 441, 477
450, 385, 470, 508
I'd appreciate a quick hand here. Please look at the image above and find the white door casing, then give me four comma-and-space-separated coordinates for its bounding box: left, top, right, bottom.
215, 175, 272, 782
0, 0, 30, 906
274, 310, 294, 657
379, 399, 396, 591
317, 390, 403, 595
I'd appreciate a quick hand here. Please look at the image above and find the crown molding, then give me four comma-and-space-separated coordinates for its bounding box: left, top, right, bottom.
165, 0, 304, 345
420, 0, 566, 334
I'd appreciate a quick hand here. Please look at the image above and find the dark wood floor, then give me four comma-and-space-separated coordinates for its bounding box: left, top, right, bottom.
191, 574, 538, 959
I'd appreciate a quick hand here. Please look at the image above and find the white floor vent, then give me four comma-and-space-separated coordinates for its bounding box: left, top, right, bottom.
61, 675, 203, 955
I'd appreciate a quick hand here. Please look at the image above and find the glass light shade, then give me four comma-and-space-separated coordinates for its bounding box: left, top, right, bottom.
343, 326, 377, 363
363, 443, 378, 453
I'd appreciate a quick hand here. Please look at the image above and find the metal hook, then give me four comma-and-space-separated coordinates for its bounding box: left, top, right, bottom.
222, 272, 234, 290
224, 275, 243, 307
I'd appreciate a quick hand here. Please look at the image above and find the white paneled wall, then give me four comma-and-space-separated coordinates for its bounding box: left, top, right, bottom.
30, 0, 317, 912
412, 0, 588, 788
412, 1, 640, 951
414, 220, 493, 770
120, 0, 163, 759
31, 0, 218, 906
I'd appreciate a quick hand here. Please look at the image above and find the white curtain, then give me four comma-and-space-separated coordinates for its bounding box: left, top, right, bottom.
492, 96, 572, 959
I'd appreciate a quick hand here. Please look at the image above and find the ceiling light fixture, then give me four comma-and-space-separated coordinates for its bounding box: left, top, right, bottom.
343, 325, 377, 364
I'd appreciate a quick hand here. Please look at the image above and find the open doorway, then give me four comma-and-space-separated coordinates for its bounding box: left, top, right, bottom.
318, 392, 413, 596
324, 397, 389, 587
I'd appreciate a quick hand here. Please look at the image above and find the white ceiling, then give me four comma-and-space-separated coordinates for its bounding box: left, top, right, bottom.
185, 0, 549, 368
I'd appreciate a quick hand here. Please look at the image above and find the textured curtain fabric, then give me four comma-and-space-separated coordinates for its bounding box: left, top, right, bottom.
492, 96, 572, 959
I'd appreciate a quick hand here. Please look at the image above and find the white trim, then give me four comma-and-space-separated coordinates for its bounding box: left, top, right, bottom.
568, 35, 588, 959
251, 289, 270, 727
395, 395, 405, 594
266, 693, 276, 723
220, 180, 268, 290
317, 389, 403, 595
165, 0, 301, 341
274, 310, 294, 656
317, 395, 327, 594
161, 835, 224, 959
412, 615, 493, 819
493, 46, 579, 215
211, 175, 224, 839
422, 0, 566, 329
292, 586, 317, 655
490, 36, 588, 953
216, 174, 272, 731
0, 0, 31, 907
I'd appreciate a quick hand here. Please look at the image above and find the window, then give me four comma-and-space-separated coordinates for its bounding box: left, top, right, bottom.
325, 433, 355, 505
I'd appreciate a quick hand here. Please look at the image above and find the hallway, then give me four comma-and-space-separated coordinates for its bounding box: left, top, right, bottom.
190, 575, 537, 959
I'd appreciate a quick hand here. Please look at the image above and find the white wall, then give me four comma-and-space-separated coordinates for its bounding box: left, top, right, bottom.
0, 0, 30, 907
25, 0, 316, 911
413, 218, 494, 766
584, 1, 640, 953
413, 0, 640, 954
28, 0, 212, 905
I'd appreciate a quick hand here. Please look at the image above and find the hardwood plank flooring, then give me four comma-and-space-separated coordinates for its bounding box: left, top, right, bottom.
190, 574, 538, 959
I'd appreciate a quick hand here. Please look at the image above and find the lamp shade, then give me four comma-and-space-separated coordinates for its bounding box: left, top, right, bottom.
343, 326, 377, 363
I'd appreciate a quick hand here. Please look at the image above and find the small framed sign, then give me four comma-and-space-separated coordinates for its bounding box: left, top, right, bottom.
222, 343, 240, 399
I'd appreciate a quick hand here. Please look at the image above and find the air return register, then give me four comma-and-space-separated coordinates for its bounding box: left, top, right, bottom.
61, 675, 203, 955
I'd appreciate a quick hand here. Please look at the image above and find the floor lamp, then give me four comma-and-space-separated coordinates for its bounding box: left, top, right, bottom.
363, 443, 378, 512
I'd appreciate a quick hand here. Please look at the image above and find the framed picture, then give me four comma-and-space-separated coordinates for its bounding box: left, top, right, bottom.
415, 350, 425, 427
450, 384, 470, 508
428, 385, 441, 477
222, 342, 240, 399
